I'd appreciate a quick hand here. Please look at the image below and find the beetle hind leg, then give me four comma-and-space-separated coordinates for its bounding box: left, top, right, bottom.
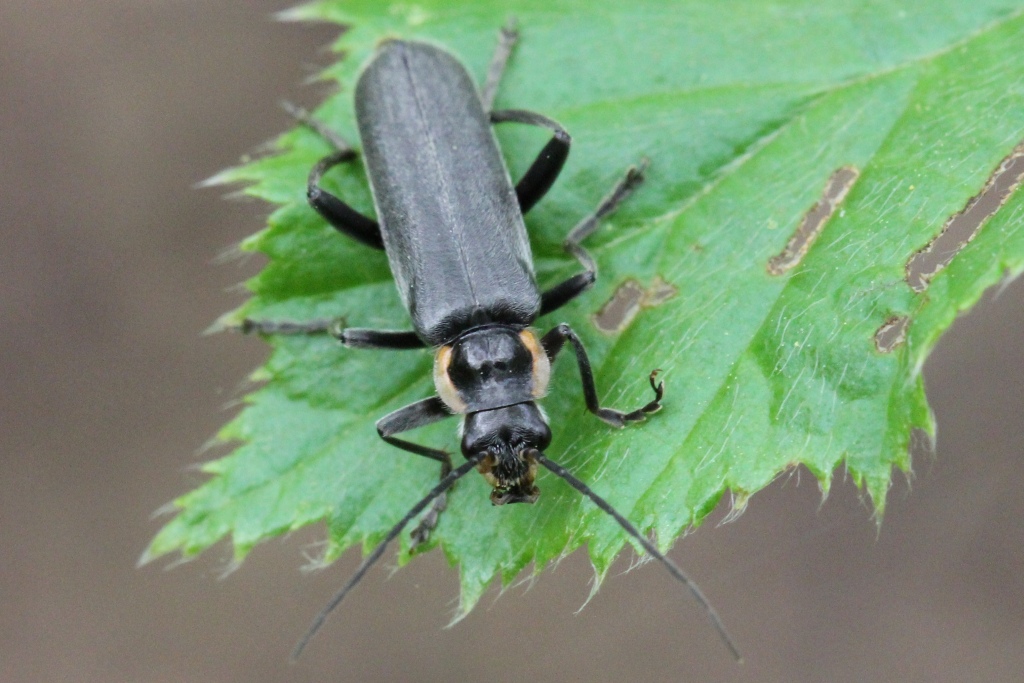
482, 19, 573, 216
306, 152, 384, 250
282, 102, 385, 250
480, 19, 519, 111
282, 101, 354, 152
492, 109, 572, 215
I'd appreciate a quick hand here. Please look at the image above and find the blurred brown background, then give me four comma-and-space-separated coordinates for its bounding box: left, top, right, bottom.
2, 3, 1021, 682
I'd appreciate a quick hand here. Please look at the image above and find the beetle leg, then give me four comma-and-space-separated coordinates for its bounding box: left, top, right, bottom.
307, 151, 385, 250
239, 320, 425, 349
539, 272, 595, 317
539, 160, 648, 316
282, 102, 385, 250
376, 397, 452, 464
562, 159, 647, 268
336, 327, 425, 350
376, 397, 457, 550
480, 19, 519, 111
491, 108, 572, 214
282, 101, 354, 151
240, 318, 338, 335
540, 323, 663, 428
482, 18, 571, 215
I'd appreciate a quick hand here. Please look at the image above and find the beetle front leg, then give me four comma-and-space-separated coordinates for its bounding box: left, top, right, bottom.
541, 323, 663, 428
376, 397, 456, 550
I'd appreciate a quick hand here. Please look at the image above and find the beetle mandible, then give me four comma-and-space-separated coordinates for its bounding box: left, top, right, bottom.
243, 24, 739, 662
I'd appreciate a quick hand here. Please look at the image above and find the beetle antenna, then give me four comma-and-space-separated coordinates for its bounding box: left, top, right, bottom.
532, 451, 742, 662
292, 453, 485, 661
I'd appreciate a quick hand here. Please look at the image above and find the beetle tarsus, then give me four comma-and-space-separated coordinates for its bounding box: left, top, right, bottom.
481, 18, 520, 111
617, 370, 665, 422
563, 158, 649, 261
410, 456, 454, 551
540, 323, 664, 428
537, 160, 649, 317
282, 100, 355, 152
408, 493, 446, 552
239, 318, 339, 335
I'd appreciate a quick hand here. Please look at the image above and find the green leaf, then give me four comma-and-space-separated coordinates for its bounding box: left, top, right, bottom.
147, 0, 1024, 618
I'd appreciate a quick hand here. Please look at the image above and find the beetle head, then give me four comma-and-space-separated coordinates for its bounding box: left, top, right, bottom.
461, 402, 551, 505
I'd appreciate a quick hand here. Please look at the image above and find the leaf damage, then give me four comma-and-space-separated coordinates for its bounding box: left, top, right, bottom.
767, 166, 859, 276
906, 141, 1024, 292
874, 315, 909, 353
592, 276, 678, 334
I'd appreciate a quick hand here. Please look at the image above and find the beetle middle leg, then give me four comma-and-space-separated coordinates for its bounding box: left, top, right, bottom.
241, 318, 426, 348
539, 160, 648, 316
240, 318, 337, 335
376, 397, 457, 550
541, 322, 663, 428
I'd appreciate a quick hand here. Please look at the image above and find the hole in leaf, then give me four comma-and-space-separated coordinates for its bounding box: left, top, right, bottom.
906, 142, 1024, 292
644, 277, 678, 306
592, 277, 678, 334
767, 166, 859, 275
874, 315, 909, 353
595, 280, 644, 331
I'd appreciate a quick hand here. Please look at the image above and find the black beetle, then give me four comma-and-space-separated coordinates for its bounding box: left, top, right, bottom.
244, 24, 739, 661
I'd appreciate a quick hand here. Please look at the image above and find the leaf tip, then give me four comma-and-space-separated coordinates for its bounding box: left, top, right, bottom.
197, 167, 243, 190
719, 490, 751, 525
136, 546, 158, 569
138, 530, 183, 569
274, 1, 351, 26
864, 474, 892, 527
205, 310, 244, 336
